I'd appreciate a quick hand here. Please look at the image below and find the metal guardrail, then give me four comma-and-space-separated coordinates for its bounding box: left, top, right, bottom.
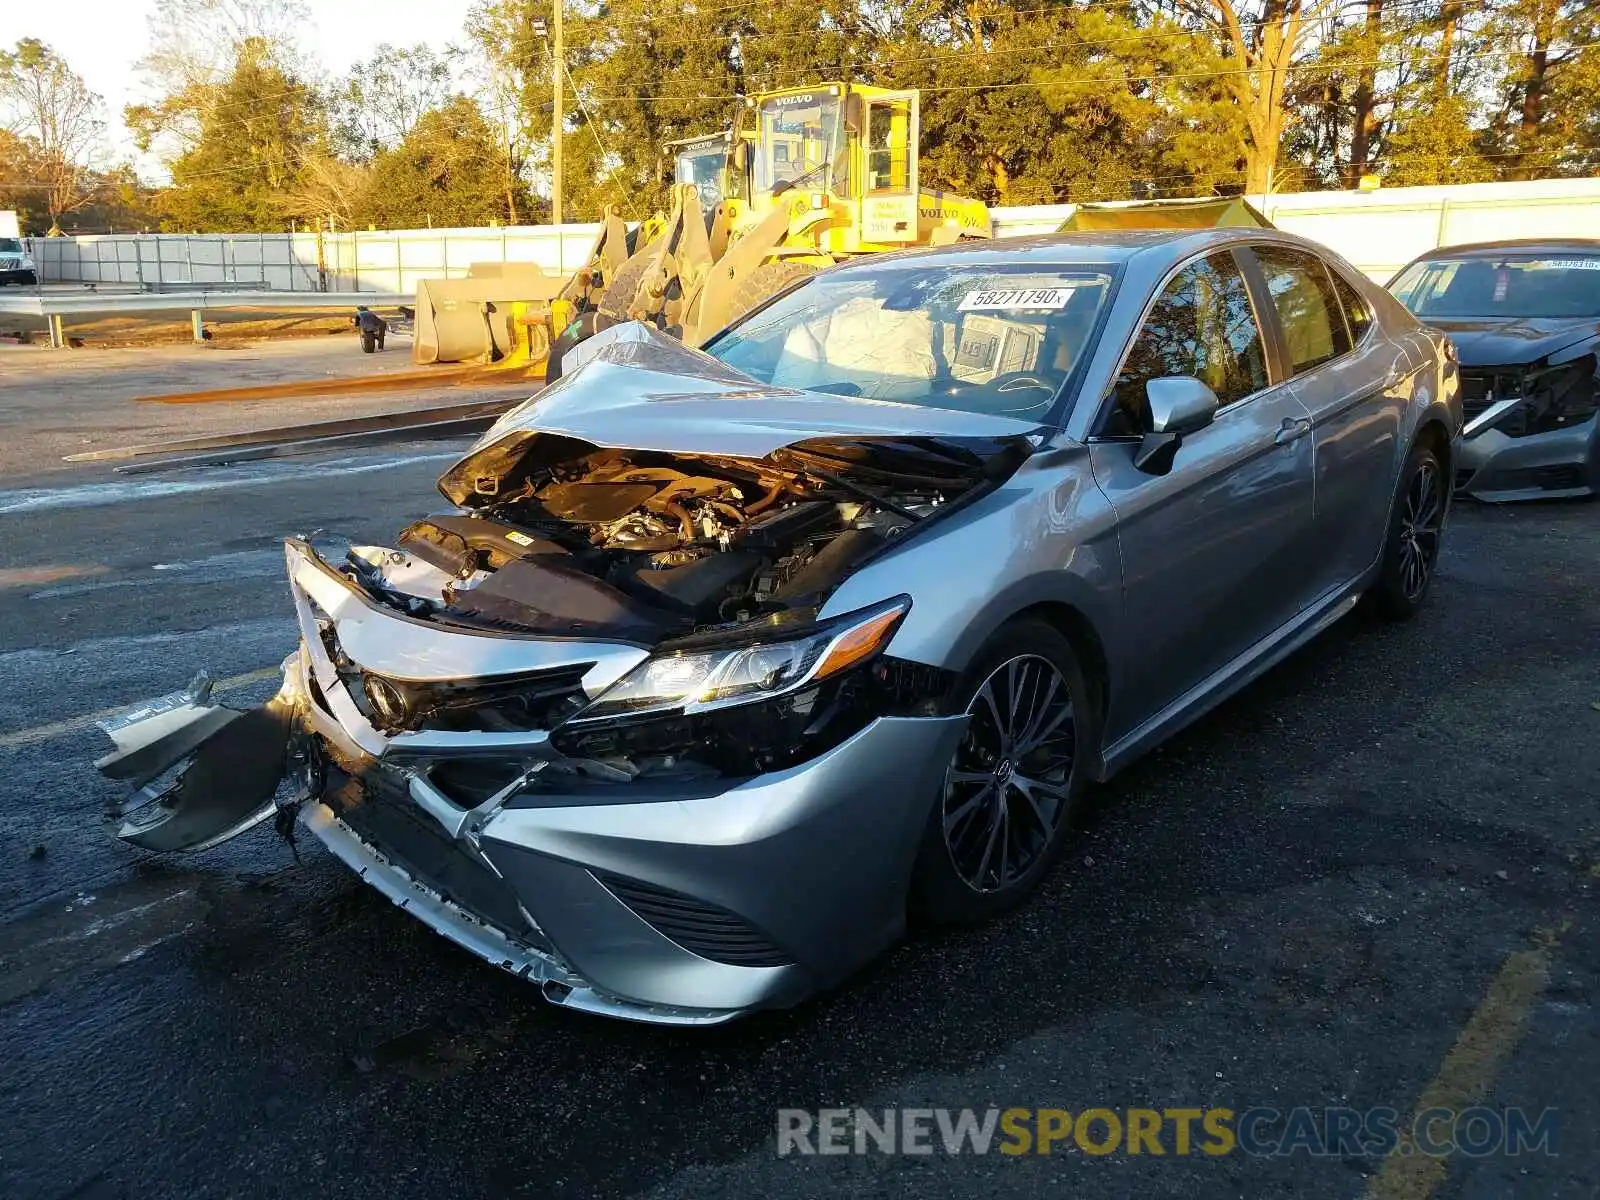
0, 289, 411, 347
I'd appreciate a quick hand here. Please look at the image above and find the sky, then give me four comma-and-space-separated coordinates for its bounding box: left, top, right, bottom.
12, 0, 479, 178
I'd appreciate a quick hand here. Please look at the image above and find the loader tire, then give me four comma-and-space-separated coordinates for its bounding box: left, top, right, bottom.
596, 253, 655, 324
724, 261, 819, 328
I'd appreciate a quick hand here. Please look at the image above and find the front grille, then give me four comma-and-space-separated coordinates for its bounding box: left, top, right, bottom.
1520, 464, 1587, 491
348, 663, 591, 735
594, 872, 794, 968
1459, 369, 1522, 422
324, 767, 552, 951
1458, 368, 1535, 435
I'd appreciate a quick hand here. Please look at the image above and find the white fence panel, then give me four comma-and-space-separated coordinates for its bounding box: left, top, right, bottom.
29, 178, 1600, 292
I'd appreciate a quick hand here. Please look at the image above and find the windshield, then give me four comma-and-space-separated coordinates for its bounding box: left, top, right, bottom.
1391, 253, 1600, 319
674, 144, 728, 209
704, 265, 1117, 420
0, 238, 21, 254
754, 92, 847, 196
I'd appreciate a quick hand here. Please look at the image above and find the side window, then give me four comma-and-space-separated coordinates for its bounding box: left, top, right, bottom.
1108, 252, 1269, 434
1255, 245, 1352, 374
1327, 267, 1374, 343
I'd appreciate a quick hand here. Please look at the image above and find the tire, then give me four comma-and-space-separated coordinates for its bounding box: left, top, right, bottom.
596, 252, 655, 323
909, 618, 1097, 926
21, 271, 36, 287
361, 331, 376, 353
724, 260, 819, 328
1369, 439, 1447, 620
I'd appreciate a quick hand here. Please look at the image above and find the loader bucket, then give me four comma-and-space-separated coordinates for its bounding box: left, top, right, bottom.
413, 265, 567, 365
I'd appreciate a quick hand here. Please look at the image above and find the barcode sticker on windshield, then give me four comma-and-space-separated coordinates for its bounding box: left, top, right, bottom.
958, 287, 1075, 312
1538, 259, 1600, 270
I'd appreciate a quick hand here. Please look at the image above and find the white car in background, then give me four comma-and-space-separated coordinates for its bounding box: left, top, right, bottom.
0, 236, 37, 286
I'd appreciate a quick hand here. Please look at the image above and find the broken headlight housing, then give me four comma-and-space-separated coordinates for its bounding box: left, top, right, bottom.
1529, 354, 1599, 431
549, 597, 946, 775
567, 598, 909, 725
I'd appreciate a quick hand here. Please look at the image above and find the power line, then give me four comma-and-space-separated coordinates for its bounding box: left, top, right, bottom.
15, 12, 1584, 196
584, 38, 1598, 100
602, 0, 1460, 55
563, 62, 641, 217
51, 0, 1494, 174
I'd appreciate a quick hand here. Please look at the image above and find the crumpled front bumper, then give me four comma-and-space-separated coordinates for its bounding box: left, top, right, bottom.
100, 540, 965, 1024
296, 647, 965, 1023
1456, 411, 1599, 501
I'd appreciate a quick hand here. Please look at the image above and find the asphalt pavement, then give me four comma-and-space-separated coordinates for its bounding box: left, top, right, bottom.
0, 421, 1596, 1199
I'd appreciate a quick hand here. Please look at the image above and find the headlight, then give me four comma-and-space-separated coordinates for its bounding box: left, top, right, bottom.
565, 598, 910, 726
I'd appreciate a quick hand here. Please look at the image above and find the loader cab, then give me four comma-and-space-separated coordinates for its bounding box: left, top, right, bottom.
751, 87, 850, 197
669, 131, 739, 211
746, 84, 924, 247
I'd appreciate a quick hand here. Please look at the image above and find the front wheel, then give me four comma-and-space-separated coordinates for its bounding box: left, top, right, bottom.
910, 619, 1096, 925
724, 260, 819, 328
1369, 440, 1446, 620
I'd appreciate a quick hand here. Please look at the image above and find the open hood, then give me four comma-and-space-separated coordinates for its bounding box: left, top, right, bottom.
444, 323, 1044, 494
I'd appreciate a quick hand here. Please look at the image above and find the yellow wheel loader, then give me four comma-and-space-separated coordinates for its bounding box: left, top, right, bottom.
411, 130, 733, 370
546, 82, 992, 378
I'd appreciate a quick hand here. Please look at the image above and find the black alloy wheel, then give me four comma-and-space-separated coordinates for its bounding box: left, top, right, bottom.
910, 618, 1095, 925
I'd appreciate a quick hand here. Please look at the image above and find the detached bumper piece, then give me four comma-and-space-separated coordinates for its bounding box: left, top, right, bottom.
96, 672, 296, 853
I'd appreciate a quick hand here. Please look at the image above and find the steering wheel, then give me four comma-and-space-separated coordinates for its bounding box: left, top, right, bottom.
984, 371, 1058, 414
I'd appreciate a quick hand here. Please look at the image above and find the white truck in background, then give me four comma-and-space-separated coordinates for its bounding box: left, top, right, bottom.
0, 211, 37, 286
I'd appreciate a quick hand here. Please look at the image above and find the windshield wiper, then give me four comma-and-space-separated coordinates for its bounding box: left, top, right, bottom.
772, 160, 831, 195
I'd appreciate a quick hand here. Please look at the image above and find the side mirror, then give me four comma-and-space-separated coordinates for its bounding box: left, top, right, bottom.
733, 141, 749, 173
1133, 376, 1219, 475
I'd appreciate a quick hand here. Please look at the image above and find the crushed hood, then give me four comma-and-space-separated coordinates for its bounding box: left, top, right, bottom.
443, 323, 1044, 495
1430, 316, 1600, 368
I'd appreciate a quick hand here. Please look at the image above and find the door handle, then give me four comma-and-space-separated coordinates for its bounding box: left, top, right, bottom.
1274, 416, 1312, 445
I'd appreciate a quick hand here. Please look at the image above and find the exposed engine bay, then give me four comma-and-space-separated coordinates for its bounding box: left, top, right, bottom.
337, 435, 1026, 647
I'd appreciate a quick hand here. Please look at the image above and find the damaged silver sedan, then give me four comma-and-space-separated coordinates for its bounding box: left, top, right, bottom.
96, 232, 1461, 1024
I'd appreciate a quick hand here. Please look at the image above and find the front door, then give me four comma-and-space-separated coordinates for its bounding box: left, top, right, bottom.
1089, 250, 1317, 735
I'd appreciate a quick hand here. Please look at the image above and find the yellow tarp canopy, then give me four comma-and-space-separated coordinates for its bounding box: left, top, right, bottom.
1058, 198, 1273, 232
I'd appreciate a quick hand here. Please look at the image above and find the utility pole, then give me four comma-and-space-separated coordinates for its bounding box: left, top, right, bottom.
551, 1, 564, 226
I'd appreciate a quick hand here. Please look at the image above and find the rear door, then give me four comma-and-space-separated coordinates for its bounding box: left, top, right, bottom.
1248, 243, 1410, 593
1089, 249, 1317, 729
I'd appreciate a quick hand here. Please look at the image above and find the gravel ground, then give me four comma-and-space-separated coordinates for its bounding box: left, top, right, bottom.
0, 335, 535, 478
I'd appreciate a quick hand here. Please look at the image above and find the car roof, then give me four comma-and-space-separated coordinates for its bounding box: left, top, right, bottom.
1409, 238, 1600, 262
822, 228, 1323, 276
